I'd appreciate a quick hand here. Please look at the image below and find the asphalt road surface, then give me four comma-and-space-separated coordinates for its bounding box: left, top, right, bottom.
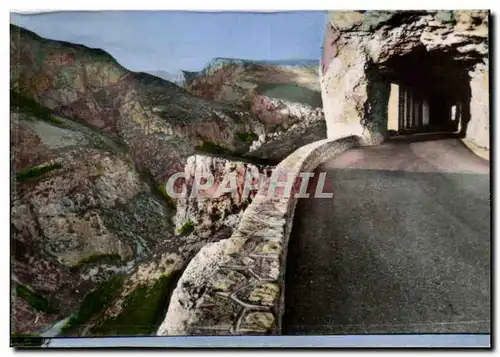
283, 138, 490, 335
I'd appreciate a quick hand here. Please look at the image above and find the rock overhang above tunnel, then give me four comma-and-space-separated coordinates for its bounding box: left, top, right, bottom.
325, 10, 489, 65
328, 10, 432, 33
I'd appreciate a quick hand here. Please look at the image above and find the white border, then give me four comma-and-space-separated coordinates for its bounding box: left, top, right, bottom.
6, 1, 497, 11
3, 2, 497, 356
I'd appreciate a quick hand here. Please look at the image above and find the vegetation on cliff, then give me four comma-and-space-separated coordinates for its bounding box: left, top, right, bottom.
60, 276, 125, 336
16, 162, 63, 182
91, 273, 177, 336
10, 333, 48, 347
69, 253, 123, 273
178, 221, 196, 236
15, 284, 59, 314
10, 91, 66, 127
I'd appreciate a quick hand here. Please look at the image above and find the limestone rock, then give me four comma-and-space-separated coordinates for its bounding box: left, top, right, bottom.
11, 108, 176, 333
174, 154, 274, 243
185, 58, 327, 161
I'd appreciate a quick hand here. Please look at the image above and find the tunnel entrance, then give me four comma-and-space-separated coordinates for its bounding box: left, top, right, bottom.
382, 47, 471, 137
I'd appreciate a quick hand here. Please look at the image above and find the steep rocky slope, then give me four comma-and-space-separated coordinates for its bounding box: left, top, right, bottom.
11, 25, 267, 182
10, 102, 272, 336
11, 107, 175, 334
11, 24, 314, 337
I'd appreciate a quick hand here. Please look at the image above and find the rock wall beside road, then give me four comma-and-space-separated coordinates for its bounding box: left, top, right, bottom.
157, 133, 362, 335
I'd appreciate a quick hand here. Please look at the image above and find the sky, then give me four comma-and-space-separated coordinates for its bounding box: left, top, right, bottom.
10, 11, 327, 74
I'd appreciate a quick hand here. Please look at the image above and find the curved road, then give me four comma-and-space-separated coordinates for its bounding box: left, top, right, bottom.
283, 138, 490, 334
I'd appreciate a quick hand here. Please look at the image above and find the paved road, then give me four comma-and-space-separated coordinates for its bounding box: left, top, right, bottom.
283, 138, 490, 335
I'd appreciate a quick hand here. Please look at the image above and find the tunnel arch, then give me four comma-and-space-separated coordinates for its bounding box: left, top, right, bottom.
366, 46, 474, 139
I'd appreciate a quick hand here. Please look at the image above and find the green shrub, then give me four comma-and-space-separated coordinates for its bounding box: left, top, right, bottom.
138, 168, 176, 210
10, 90, 66, 126
91, 274, 175, 336
178, 221, 195, 236
69, 253, 122, 273
236, 132, 258, 144
16, 162, 62, 182
15, 284, 59, 314
60, 275, 125, 336
47, 115, 65, 126
10, 333, 47, 347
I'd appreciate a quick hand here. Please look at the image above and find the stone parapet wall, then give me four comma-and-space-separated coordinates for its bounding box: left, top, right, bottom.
157, 134, 362, 335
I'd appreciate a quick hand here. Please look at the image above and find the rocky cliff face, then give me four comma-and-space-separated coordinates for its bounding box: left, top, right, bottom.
320, 10, 489, 149
10, 107, 176, 334
11, 103, 273, 336
185, 58, 327, 161
10, 25, 268, 184
175, 155, 274, 240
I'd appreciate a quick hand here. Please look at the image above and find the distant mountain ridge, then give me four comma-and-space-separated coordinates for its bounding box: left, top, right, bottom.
197, 57, 319, 79
208, 57, 319, 67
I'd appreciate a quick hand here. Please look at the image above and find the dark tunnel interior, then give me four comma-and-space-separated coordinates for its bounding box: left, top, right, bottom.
377, 47, 472, 136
